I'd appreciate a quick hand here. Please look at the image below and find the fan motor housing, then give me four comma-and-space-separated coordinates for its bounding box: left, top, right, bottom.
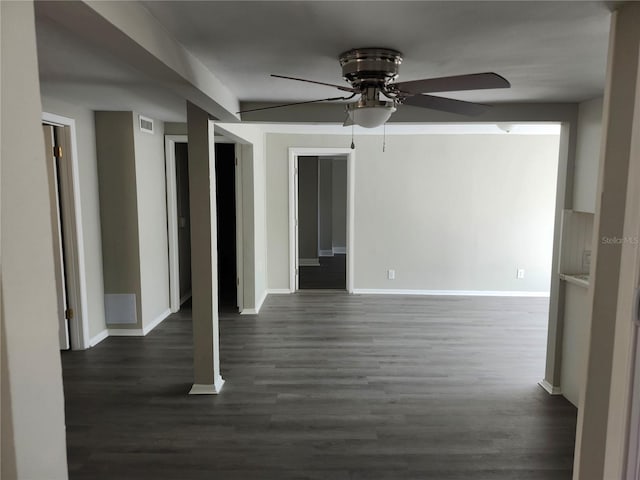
339, 48, 403, 88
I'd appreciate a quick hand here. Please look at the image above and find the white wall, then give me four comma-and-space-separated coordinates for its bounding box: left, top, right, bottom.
573, 97, 604, 213
1, 2, 68, 477
266, 133, 560, 293
40, 95, 107, 339
133, 116, 171, 326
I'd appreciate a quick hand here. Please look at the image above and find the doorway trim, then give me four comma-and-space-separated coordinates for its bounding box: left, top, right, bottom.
42, 112, 90, 350
288, 147, 355, 293
234, 143, 245, 312
165, 134, 188, 313
165, 135, 246, 312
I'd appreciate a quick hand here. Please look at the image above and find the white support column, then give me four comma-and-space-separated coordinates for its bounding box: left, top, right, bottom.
1, 1, 69, 477
573, 4, 640, 479
541, 120, 577, 395
186, 101, 224, 394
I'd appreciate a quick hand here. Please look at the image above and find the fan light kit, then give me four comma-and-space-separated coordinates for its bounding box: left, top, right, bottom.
239, 47, 511, 129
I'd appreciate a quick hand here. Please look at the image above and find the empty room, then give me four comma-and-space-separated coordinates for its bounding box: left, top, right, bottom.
3, 2, 640, 480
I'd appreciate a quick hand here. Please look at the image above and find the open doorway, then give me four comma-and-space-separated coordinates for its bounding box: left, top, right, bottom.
174, 142, 192, 306
289, 147, 355, 293
297, 156, 348, 290
41, 112, 89, 350
214, 142, 238, 311
166, 136, 245, 313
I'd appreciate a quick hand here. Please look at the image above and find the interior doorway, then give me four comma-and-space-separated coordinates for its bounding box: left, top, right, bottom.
297, 156, 348, 290
289, 147, 355, 293
174, 142, 192, 305
166, 136, 245, 314
215, 142, 238, 311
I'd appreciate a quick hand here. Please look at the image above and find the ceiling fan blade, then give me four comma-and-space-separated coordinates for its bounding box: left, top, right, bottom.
271, 74, 357, 93
237, 96, 348, 115
394, 72, 510, 95
402, 94, 489, 116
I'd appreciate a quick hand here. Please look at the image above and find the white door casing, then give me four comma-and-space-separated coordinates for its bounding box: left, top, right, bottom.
42, 112, 90, 350
289, 147, 355, 293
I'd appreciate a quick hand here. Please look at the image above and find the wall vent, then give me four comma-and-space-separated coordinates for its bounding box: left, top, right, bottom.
139, 115, 154, 134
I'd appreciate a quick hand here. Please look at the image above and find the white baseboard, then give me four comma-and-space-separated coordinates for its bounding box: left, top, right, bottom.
108, 327, 145, 336
89, 329, 109, 347
143, 308, 172, 335
333, 246, 346, 254
299, 258, 320, 266
351, 288, 550, 297
189, 376, 225, 395
240, 289, 269, 315
267, 289, 292, 294
108, 308, 172, 337
319, 249, 334, 257
255, 289, 268, 312
539, 379, 562, 395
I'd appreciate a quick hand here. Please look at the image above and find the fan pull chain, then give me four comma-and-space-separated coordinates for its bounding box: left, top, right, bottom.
383, 122, 386, 152
350, 121, 355, 150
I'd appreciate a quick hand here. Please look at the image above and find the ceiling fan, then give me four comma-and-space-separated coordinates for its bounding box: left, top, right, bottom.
238, 48, 511, 128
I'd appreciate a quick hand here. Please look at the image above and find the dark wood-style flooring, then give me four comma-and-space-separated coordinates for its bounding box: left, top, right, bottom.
62, 293, 576, 479
299, 254, 346, 290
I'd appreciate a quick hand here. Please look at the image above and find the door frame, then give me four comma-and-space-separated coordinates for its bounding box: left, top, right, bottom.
288, 147, 355, 293
165, 134, 188, 313
622, 50, 640, 479
165, 135, 245, 312
234, 144, 244, 312
42, 112, 90, 350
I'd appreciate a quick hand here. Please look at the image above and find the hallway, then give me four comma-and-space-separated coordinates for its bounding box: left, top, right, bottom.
62, 293, 577, 479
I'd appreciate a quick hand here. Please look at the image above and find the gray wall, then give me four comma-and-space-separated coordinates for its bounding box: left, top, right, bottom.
95, 111, 170, 329
331, 158, 347, 251
573, 97, 604, 213
318, 158, 333, 254
267, 133, 560, 293
40, 95, 107, 339
1, 2, 69, 477
298, 156, 319, 260
95, 112, 143, 326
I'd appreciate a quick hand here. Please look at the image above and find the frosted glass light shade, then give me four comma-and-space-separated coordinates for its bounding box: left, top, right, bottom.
348, 104, 396, 128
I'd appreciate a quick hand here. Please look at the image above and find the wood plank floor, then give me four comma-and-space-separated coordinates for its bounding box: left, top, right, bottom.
62, 293, 576, 479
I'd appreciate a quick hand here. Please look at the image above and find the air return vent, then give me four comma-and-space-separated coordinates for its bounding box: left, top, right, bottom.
139, 115, 154, 134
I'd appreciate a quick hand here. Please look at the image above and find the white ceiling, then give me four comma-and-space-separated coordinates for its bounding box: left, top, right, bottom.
143, 1, 611, 104
36, 1, 612, 122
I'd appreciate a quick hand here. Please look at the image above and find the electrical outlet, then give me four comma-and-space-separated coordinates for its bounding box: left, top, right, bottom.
387, 269, 395, 280
517, 268, 525, 279
582, 250, 592, 272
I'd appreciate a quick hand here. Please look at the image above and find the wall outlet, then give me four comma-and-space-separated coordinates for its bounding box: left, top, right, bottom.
582, 250, 592, 272
517, 268, 525, 279
387, 269, 395, 280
